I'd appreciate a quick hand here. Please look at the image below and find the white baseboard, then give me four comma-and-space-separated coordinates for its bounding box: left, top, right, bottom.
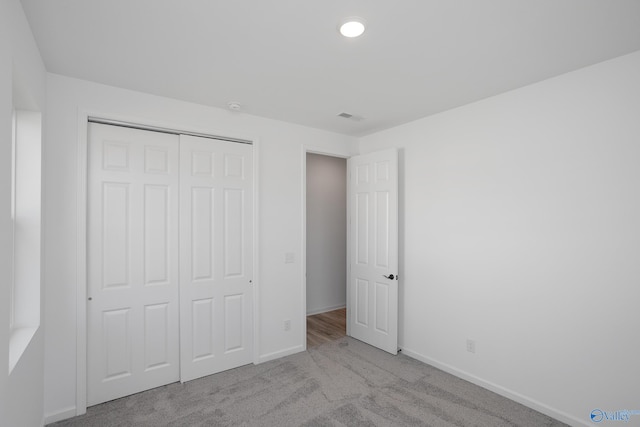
257, 345, 305, 364
44, 406, 77, 425
306, 304, 346, 316
400, 347, 587, 427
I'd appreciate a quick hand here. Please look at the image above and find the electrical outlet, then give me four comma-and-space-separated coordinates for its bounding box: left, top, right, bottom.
466, 339, 476, 354
284, 319, 291, 331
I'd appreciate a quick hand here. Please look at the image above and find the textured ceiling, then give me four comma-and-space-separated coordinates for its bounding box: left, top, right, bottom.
20, 0, 640, 136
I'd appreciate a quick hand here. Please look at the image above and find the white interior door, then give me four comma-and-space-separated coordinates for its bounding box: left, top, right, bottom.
179, 134, 254, 382
348, 149, 399, 354
87, 123, 180, 406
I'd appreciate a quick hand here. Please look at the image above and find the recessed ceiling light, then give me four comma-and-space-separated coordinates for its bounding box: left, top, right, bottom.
339, 18, 366, 38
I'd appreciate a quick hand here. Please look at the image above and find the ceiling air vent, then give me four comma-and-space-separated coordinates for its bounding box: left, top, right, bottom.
338, 112, 365, 121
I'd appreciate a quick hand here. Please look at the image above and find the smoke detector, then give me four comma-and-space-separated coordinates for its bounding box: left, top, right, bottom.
227, 102, 242, 112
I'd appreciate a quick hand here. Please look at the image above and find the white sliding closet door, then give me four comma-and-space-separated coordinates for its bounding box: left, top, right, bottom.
179, 134, 254, 382
87, 123, 180, 406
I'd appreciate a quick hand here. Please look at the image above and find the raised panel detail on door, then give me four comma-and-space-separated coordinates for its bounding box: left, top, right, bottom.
180, 134, 253, 382
144, 303, 170, 370
356, 164, 369, 185
375, 191, 389, 269
375, 282, 389, 334
144, 185, 169, 286
224, 154, 244, 179
103, 142, 129, 171
224, 294, 244, 352
348, 149, 398, 355
88, 123, 180, 406
191, 187, 214, 282
356, 279, 369, 327
192, 298, 214, 361
192, 151, 214, 177
103, 308, 132, 380
102, 183, 129, 289
356, 193, 369, 265
224, 189, 244, 277
145, 146, 169, 174
375, 161, 390, 183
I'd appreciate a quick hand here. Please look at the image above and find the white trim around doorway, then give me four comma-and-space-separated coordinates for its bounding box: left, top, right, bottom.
301, 145, 353, 351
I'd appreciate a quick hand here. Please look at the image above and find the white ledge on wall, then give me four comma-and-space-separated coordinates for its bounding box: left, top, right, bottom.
9, 326, 38, 374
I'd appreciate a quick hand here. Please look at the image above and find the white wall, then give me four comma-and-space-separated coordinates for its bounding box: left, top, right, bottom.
42, 73, 358, 421
306, 153, 347, 315
359, 50, 640, 426
0, 0, 46, 426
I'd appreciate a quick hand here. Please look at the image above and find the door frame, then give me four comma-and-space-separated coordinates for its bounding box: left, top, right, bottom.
301, 145, 353, 350
75, 109, 261, 416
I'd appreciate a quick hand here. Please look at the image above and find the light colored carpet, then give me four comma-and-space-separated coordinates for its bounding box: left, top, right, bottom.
51, 337, 567, 426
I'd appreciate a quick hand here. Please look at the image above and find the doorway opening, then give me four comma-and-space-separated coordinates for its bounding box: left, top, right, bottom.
305, 152, 348, 348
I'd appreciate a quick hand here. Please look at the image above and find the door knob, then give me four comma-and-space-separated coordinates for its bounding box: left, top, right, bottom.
383, 274, 395, 280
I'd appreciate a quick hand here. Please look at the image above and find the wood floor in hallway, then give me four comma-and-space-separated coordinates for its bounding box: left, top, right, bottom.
307, 307, 346, 348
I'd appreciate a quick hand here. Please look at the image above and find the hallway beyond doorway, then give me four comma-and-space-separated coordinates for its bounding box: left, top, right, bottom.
307, 308, 346, 348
